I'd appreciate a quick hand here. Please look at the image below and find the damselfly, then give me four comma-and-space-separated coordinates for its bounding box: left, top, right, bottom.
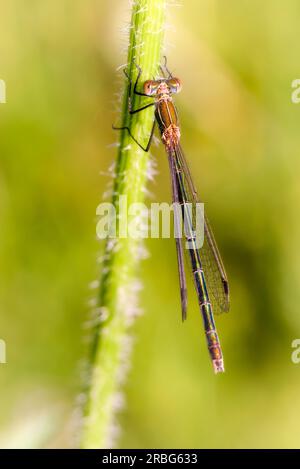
114, 59, 230, 373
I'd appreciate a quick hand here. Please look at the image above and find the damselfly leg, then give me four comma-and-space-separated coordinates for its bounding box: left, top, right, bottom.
112, 63, 156, 151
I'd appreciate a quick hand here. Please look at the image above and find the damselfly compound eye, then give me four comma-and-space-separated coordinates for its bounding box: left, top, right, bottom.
143, 80, 159, 96
167, 78, 182, 94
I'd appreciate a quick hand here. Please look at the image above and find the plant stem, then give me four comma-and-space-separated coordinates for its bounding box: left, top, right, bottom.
80, 0, 166, 449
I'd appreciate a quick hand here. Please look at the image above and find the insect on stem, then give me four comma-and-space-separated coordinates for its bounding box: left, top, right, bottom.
114, 59, 230, 373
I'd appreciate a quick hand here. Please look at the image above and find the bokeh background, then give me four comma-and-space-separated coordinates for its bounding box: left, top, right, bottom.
1, 0, 300, 448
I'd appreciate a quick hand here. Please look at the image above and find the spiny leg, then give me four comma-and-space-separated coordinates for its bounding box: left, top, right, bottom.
123, 65, 155, 112
132, 61, 156, 98
112, 119, 156, 152
112, 62, 156, 151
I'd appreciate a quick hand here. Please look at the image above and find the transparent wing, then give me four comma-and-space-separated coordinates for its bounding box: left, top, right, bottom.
202, 215, 230, 314
168, 153, 188, 321
173, 144, 230, 315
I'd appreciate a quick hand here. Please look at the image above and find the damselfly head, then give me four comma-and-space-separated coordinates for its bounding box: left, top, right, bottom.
143, 78, 182, 96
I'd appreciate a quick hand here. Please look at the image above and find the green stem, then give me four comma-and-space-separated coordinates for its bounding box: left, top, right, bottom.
80, 0, 166, 449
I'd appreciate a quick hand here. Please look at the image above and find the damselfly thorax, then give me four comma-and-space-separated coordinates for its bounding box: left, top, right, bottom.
145, 79, 181, 151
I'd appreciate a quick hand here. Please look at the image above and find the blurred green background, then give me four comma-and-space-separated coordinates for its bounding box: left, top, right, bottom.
1, 0, 300, 448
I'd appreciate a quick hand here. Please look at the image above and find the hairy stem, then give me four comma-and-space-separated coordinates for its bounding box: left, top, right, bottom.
80, 0, 166, 449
